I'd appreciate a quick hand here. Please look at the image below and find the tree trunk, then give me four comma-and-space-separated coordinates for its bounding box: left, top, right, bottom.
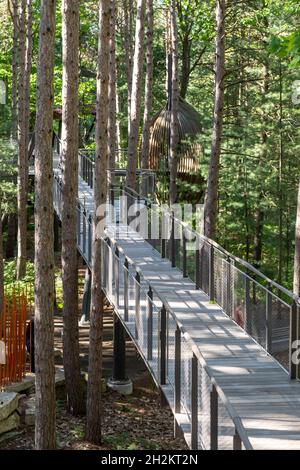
126, 0, 146, 190
294, 181, 300, 296
253, 62, 269, 269
86, 0, 110, 445
5, 214, 16, 259
16, 0, 27, 279
180, 33, 191, 100
34, 0, 56, 450
122, 0, 133, 139
0, 214, 4, 317
141, 0, 154, 175
108, 0, 117, 186
24, 0, 33, 181
169, 0, 179, 205
203, 0, 226, 239
61, 0, 85, 417
11, 0, 19, 140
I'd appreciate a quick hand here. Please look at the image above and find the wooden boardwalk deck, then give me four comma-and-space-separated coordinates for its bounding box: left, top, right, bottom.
53, 153, 300, 450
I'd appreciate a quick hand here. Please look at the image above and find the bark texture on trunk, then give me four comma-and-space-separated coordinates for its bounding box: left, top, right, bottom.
125, 0, 146, 190
16, 0, 27, 279
5, 214, 16, 258
122, 0, 134, 138
11, 0, 19, 140
61, 0, 85, 417
34, 0, 56, 450
294, 181, 300, 296
86, 0, 110, 445
203, 0, 226, 239
0, 214, 3, 317
141, 0, 154, 173
24, 0, 33, 167
169, 0, 179, 205
108, 0, 117, 186
180, 33, 191, 100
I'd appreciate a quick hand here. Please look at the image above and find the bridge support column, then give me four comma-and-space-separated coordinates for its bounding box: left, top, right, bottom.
107, 312, 133, 395
80, 268, 91, 325
54, 212, 60, 252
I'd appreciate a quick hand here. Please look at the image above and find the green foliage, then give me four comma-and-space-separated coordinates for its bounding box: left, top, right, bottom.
0, 139, 17, 215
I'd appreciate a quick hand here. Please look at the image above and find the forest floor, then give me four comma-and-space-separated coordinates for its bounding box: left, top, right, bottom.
1, 262, 187, 451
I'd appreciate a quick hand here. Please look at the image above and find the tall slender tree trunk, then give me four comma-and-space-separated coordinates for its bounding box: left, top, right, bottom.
5, 214, 16, 258
123, 0, 133, 139
116, 75, 121, 153
203, 0, 226, 239
11, 0, 19, 141
253, 61, 269, 269
169, 0, 179, 205
141, 0, 154, 174
24, 0, 33, 173
86, 0, 110, 445
0, 213, 3, 317
180, 33, 191, 100
34, 0, 56, 450
61, 0, 85, 417
16, 0, 27, 279
108, 0, 117, 186
126, 0, 146, 189
294, 181, 300, 297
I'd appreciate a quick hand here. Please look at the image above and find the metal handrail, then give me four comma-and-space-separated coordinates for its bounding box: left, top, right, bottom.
102, 235, 253, 450
120, 185, 300, 306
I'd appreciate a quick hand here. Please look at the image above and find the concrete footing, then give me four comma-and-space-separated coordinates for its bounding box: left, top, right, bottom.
107, 378, 133, 396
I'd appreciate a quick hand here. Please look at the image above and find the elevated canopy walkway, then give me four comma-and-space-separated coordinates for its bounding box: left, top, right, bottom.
52, 145, 300, 450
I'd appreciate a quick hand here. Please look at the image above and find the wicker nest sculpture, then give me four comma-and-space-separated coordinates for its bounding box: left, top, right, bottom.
148, 97, 202, 176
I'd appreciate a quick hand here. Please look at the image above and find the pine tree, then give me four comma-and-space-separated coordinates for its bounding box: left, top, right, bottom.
126, 0, 146, 189
61, 0, 85, 417
204, 0, 226, 239
34, 0, 56, 450
86, 0, 110, 445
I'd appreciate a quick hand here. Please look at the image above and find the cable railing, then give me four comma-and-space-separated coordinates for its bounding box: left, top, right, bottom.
78, 149, 156, 198
118, 186, 300, 379
101, 235, 253, 450
54, 177, 253, 448
54, 166, 300, 379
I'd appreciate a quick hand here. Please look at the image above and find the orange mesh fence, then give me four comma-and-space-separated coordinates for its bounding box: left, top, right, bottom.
0, 285, 32, 388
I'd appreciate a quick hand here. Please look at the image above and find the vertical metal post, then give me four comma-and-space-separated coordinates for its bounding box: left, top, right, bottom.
82, 211, 86, 256
233, 429, 242, 450
245, 275, 252, 335
53, 213, 59, 252
77, 203, 81, 247
226, 257, 232, 317
110, 184, 115, 208
102, 239, 107, 289
124, 258, 129, 321
147, 286, 153, 361
161, 211, 166, 258
115, 246, 120, 307
171, 213, 176, 268
266, 284, 273, 354
112, 312, 126, 381
80, 268, 91, 323
290, 300, 298, 380
195, 236, 200, 290
160, 305, 167, 385
191, 353, 198, 450
210, 384, 218, 450
209, 244, 215, 302
175, 326, 181, 413
182, 228, 187, 278
135, 271, 141, 339
88, 214, 92, 265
